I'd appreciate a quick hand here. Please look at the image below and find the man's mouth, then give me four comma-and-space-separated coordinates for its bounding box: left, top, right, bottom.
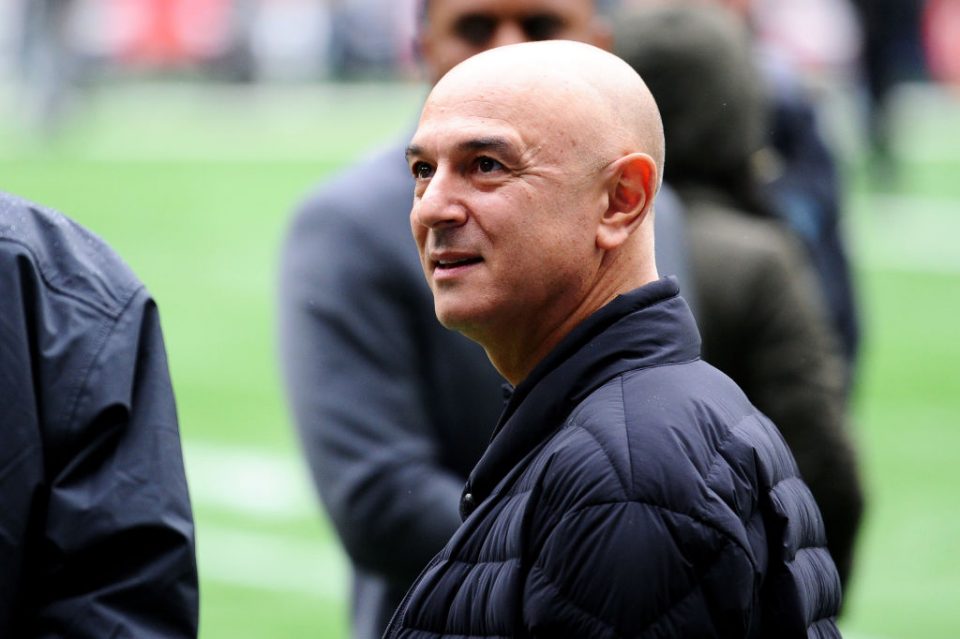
435, 256, 483, 270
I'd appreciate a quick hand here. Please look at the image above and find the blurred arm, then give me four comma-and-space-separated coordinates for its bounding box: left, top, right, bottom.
278, 196, 467, 587
766, 88, 860, 365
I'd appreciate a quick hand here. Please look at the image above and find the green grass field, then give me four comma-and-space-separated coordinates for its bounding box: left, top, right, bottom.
2, 81, 958, 638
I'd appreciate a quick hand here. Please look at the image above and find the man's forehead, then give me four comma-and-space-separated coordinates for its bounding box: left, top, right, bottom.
421, 75, 532, 123
415, 64, 605, 156
410, 110, 527, 156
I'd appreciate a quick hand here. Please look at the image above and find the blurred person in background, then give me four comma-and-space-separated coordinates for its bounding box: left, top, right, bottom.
614, 1, 864, 589
278, 2, 695, 637
0, 190, 198, 638
16, 0, 78, 135
849, 0, 928, 179
754, 0, 862, 379
631, 0, 863, 380
328, 0, 414, 78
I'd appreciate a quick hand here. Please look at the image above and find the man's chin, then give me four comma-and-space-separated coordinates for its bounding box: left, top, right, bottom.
435, 307, 472, 331
434, 303, 487, 340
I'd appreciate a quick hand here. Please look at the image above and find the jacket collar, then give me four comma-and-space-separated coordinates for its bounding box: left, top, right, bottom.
461, 277, 701, 518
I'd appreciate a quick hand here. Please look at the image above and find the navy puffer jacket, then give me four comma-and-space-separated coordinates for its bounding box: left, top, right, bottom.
383, 278, 841, 638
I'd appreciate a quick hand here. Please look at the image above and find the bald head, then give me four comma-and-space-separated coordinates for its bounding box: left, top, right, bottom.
427, 40, 664, 179
407, 40, 666, 384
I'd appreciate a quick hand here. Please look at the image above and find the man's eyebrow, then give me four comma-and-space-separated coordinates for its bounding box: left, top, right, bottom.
458, 137, 513, 154
406, 137, 515, 162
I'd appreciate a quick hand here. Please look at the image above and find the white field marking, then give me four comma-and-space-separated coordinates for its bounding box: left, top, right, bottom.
197, 524, 348, 601
183, 442, 350, 599
839, 632, 898, 639
854, 194, 960, 276
182, 440, 319, 521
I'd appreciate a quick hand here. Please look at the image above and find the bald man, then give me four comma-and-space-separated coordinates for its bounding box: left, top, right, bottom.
386, 41, 842, 638
278, 2, 693, 637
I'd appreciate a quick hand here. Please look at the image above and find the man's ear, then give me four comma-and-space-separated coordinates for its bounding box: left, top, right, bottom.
596, 153, 658, 250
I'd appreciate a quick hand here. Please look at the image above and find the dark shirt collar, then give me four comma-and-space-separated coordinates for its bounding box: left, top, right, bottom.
461, 277, 701, 517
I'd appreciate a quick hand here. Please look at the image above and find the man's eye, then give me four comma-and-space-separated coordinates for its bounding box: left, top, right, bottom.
455, 16, 496, 46
476, 157, 504, 174
522, 15, 566, 40
412, 162, 434, 179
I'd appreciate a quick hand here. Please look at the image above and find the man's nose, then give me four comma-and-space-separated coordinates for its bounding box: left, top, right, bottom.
490, 21, 528, 49
413, 171, 468, 229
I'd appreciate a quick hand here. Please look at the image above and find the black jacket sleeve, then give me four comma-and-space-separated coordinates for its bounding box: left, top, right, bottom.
33, 289, 198, 638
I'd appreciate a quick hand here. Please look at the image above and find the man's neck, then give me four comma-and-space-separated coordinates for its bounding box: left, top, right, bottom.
484, 275, 657, 385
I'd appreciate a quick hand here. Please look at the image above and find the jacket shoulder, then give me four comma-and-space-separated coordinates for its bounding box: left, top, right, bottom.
686, 199, 802, 264
521, 364, 767, 637
563, 362, 760, 484
0, 191, 160, 452
0, 191, 143, 317
543, 360, 810, 551
527, 362, 840, 634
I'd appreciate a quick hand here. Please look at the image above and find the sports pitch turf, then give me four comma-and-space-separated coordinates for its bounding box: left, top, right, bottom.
2, 82, 958, 638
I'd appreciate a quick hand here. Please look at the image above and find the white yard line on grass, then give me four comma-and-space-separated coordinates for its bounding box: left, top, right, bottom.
184, 441, 348, 600
197, 525, 347, 601
854, 194, 960, 276
183, 440, 318, 521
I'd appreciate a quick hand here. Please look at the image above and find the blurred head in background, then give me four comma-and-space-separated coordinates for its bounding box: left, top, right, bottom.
415, 0, 613, 83
614, 2, 770, 213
